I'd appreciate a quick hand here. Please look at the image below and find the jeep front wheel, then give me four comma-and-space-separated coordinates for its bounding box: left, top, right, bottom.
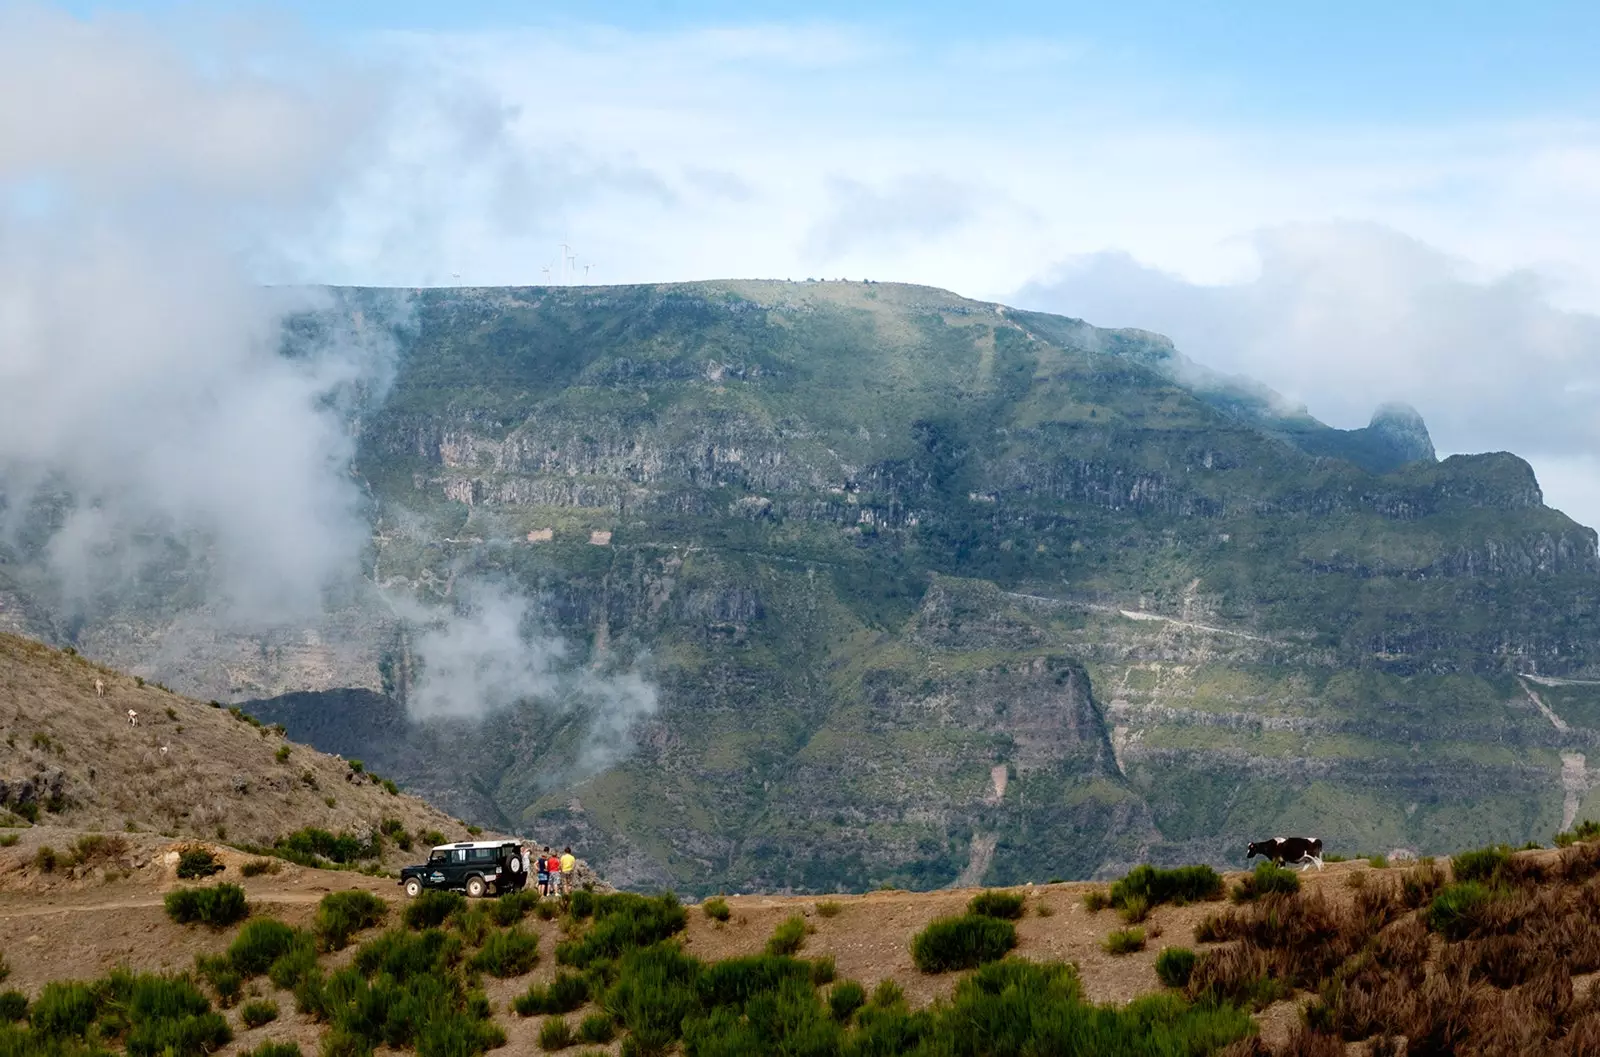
404, 878, 422, 898
466, 876, 487, 898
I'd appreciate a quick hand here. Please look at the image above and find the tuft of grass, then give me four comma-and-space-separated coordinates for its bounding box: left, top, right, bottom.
165, 883, 249, 928
240, 999, 279, 1028
765, 914, 808, 956
829, 979, 866, 1022
0, 835, 17, 848
405, 889, 466, 930
469, 927, 540, 977
815, 900, 842, 918
225, 918, 303, 975
176, 847, 224, 880
1103, 927, 1147, 955
1231, 861, 1302, 903
1155, 947, 1197, 988
911, 915, 1018, 973
1367, 854, 1389, 869
702, 896, 731, 922
1451, 844, 1513, 885
313, 889, 387, 950
810, 955, 836, 985
0, 991, 26, 1022
245, 1045, 302, 1057
274, 746, 291, 764
539, 1016, 574, 1051
1555, 819, 1600, 847
1119, 894, 1151, 924
1426, 881, 1496, 941
1036, 903, 1055, 917
241, 859, 280, 878
1109, 864, 1223, 912
1083, 889, 1111, 912
514, 971, 589, 1016
968, 890, 1026, 920
35, 845, 57, 872
577, 1012, 615, 1044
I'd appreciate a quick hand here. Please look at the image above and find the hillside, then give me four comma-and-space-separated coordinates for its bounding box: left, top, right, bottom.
6, 279, 1600, 894
0, 633, 478, 867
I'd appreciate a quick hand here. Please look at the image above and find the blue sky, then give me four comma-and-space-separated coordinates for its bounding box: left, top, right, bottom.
15, 1, 1600, 527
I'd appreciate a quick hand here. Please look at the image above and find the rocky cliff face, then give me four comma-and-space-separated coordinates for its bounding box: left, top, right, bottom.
12, 279, 1600, 893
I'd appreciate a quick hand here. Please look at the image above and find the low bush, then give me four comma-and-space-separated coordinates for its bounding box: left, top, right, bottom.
811, 955, 836, 985
1232, 861, 1302, 903
470, 927, 540, 977
314, 889, 387, 950
968, 890, 1026, 920
68, 833, 130, 869
1118, 894, 1151, 924
1427, 882, 1496, 941
1155, 947, 1198, 987
514, 971, 589, 1016
1109, 864, 1224, 911
911, 915, 1018, 973
1104, 927, 1147, 955
829, 979, 866, 1022
35, 846, 57, 872
765, 914, 808, 956
702, 896, 731, 922
554, 892, 688, 968
1368, 855, 1390, 869
176, 847, 224, 880
240, 859, 280, 878
226, 918, 303, 975
1555, 819, 1600, 847
240, 999, 279, 1028
1083, 889, 1111, 912
0, 991, 25, 1022
245, 1044, 302, 1057
489, 889, 540, 926
406, 889, 466, 930
1400, 861, 1448, 909
577, 1012, 615, 1044
1451, 844, 1513, 885
538, 1016, 574, 1051
165, 883, 249, 927
815, 900, 842, 918
0, 835, 16, 848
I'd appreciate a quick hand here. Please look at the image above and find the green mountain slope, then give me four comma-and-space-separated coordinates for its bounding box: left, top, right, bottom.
16, 279, 1600, 893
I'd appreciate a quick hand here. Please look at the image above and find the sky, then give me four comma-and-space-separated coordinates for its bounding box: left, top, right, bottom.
18, 1, 1600, 528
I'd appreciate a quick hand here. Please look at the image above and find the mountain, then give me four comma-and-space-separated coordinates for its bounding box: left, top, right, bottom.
7, 279, 1600, 894
0, 632, 475, 865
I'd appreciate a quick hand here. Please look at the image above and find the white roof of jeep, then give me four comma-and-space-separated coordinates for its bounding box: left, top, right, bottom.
431, 840, 518, 852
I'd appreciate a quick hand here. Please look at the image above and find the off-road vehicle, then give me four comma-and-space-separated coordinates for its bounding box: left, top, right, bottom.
399, 840, 526, 898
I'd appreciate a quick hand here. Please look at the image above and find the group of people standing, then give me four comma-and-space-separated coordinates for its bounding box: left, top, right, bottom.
521, 844, 576, 897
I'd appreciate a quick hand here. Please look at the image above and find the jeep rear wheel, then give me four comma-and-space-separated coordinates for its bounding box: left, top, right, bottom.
404, 878, 422, 898
466, 876, 487, 898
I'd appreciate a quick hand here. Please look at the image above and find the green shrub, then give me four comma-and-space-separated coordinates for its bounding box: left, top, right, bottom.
489, 889, 540, 926
1108, 864, 1223, 911
275, 746, 291, 764
968, 890, 1026, 920
539, 1016, 574, 1051
1103, 927, 1146, 955
514, 971, 590, 1016
196, 958, 241, 1006
1118, 894, 1151, 924
1231, 861, 1302, 903
554, 892, 688, 967
815, 900, 842, 918
811, 955, 836, 985
1556, 819, 1600, 847
871, 978, 905, 1007
0, 835, 16, 848
314, 889, 387, 950
267, 940, 320, 991
567, 889, 597, 919
1452, 844, 1513, 885
701, 897, 730, 922
31, 979, 98, 1037
0, 991, 26, 1022
910, 915, 1018, 973
240, 999, 279, 1028
226, 918, 302, 975
35, 845, 56, 872
1368, 855, 1389, 869
1427, 882, 1496, 940
241, 859, 280, 878
577, 1011, 615, 1044
765, 914, 808, 956
1155, 947, 1198, 987
470, 927, 540, 977
246, 1044, 303, 1057
829, 979, 866, 1022
1083, 889, 1110, 912
422, 830, 447, 846
176, 847, 224, 880
165, 883, 248, 927
406, 890, 466, 930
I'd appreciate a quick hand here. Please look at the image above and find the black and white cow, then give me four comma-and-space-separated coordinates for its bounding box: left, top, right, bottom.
1246, 836, 1324, 872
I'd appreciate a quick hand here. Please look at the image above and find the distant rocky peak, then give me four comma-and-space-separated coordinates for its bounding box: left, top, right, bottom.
1368, 402, 1437, 464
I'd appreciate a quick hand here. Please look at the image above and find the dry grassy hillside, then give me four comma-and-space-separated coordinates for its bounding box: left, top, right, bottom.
0, 634, 480, 865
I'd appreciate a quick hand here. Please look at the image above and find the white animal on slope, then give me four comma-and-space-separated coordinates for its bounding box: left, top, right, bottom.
127, 709, 138, 727
95, 678, 105, 697
159, 745, 168, 756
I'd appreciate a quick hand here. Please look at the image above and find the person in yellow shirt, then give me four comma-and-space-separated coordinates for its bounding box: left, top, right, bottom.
560, 847, 576, 893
